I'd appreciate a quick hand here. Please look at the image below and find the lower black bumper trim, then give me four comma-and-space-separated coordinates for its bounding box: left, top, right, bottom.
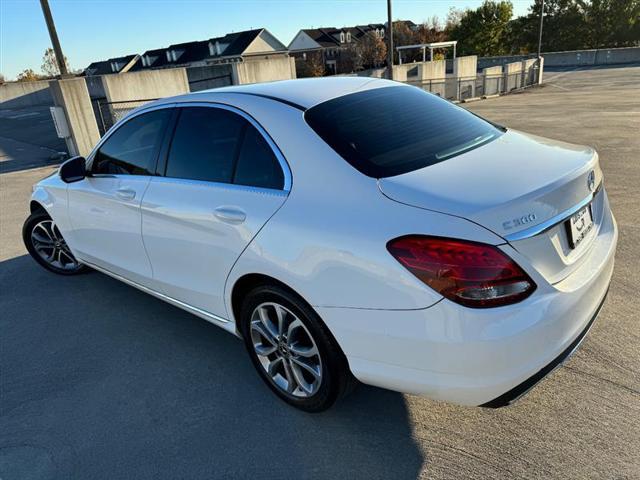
480, 287, 609, 408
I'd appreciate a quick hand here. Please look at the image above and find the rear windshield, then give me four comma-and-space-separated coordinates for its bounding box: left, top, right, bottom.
304, 86, 503, 178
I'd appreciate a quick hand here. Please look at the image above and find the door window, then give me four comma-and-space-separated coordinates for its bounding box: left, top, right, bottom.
233, 123, 284, 190
165, 107, 245, 184
164, 106, 285, 190
92, 109, 171, 175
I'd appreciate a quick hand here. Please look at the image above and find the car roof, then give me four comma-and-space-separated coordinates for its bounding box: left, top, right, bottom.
158, 77, 400, 110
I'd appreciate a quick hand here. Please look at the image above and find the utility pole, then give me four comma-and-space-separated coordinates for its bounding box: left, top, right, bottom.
387, 0, 394, 80
39, 0, 69, 77
537, 0, 545, 58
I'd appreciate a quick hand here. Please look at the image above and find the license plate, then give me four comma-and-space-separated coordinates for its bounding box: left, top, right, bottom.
566, 204, 594, 249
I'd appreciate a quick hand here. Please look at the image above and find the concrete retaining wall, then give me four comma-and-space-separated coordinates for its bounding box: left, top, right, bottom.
483, 66, 503, 95
505, 61, 523, 91
50, 78, 100, 157
101, 68, 189, 103
232, 57, 296, 85
478, 46, 640, 69
452, 56, 477, 98
0, 80, 54, 109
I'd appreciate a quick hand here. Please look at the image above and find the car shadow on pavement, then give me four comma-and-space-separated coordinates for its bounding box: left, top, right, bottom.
0, 255, 425, 480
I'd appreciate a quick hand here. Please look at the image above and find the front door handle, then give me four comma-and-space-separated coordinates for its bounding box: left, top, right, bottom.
115, 188, 136, 200
214, 206, 246, 225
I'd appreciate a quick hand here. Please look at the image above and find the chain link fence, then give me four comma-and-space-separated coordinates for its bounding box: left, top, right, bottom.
94, 98, 158, 136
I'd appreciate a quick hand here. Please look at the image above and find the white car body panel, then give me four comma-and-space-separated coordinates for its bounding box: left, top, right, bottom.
28, 78, 618, 407
66, 175, 154, 285
141, 178, 287, 318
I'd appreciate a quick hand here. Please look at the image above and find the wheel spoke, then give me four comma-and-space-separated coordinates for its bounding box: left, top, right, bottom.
274, 304, 286, 337
258, 306, 279, 339
289, 342, 318, 358
290, 356, 321, 383
282, 358, 297, 393
35, 223, 54, 242
251, 320, 277, 348
32, 231, 54, 245
267, 356, 283, 378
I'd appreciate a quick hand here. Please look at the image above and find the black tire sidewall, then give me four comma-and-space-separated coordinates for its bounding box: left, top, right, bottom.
23, 211, 87, 276
240, 285, 347, 413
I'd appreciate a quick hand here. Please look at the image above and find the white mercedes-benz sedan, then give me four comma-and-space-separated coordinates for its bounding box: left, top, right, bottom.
23, 78, 617, 412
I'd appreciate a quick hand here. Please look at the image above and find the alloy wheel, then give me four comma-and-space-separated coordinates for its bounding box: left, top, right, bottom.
249, 302, 323, 398
31, 220, 80, 271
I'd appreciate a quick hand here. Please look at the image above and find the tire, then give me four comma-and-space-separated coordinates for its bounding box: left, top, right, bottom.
23, 211, 88, 275
240, 284, 356, 412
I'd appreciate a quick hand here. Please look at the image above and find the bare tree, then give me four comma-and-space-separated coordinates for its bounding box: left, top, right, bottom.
41, 47, 69, 77
0, 73, 5, 85
296, 51, 326, 77
17, 69, 42, 82
359, 32, 387, 69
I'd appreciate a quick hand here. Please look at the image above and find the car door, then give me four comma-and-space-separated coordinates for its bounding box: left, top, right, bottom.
140, 104, 290, 320
66, 107, 173, 286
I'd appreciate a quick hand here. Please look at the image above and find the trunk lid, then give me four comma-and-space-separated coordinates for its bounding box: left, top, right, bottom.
379, 130, 603, 283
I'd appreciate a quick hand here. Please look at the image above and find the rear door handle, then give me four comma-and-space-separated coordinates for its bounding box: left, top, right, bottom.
214, 206, 246, 224
115, 188, 136, 200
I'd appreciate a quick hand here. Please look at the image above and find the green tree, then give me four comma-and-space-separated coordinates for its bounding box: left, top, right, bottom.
449, 1, 514, 56
585, 0, 640, 47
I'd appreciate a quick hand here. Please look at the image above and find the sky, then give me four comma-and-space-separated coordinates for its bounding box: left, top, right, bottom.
0, 0, 532, 80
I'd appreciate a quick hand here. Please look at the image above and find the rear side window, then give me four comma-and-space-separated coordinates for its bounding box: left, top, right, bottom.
234, 125, 284, 190
164, 106, 285, 190
93, 109, 171, 175
166, 107, 245, 183
304, 86, 503, 178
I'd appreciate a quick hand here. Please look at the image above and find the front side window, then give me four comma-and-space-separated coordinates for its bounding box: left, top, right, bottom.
164, 106, 285, 190
92, 109, 171, 175
305, 86, 504, 178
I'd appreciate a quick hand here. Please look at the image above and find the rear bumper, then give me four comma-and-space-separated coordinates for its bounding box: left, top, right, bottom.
480, 287, 608, 408
316, 213, 617, 406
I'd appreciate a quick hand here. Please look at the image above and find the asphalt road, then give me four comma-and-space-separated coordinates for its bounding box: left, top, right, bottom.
1, 66, 639, 479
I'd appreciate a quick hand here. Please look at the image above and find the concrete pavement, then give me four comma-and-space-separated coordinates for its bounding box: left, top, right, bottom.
1, 66, 639, 479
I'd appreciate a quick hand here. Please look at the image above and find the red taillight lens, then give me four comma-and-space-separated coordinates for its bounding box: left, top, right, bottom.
387, 236, 536, 308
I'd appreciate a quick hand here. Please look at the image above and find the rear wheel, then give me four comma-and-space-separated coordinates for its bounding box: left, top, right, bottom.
23, 211, 87, 275
240, 284, 355, 412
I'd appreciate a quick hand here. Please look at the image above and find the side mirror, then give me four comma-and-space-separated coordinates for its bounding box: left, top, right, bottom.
59, 156, 87, 183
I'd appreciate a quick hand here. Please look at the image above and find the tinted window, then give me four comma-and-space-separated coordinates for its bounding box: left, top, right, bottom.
234, 125, 284, 190
304, 86, 503, 178
93, 109, 170, 175
166, 107, 245, 183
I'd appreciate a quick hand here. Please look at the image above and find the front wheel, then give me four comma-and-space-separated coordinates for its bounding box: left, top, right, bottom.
240, 285, 355, 412
23, 211, 87, 275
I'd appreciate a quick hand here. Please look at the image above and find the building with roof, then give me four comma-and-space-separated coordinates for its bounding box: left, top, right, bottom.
288, 24, 387, 75
84, 55, 140, 76
84, 28, 289, 76
131, 28, 288, 71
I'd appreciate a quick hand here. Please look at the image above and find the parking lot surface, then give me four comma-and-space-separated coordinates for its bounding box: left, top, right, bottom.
1, 66, 639, 479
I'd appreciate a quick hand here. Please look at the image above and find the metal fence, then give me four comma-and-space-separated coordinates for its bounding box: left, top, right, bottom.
95, 98, 158, 135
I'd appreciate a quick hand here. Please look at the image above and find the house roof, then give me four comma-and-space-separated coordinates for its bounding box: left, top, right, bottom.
128, 28, 286, 71
292, 23, 386, 50
84, 54, 138, 76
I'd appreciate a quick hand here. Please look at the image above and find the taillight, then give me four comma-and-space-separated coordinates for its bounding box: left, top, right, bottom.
387, 236, 536, 308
